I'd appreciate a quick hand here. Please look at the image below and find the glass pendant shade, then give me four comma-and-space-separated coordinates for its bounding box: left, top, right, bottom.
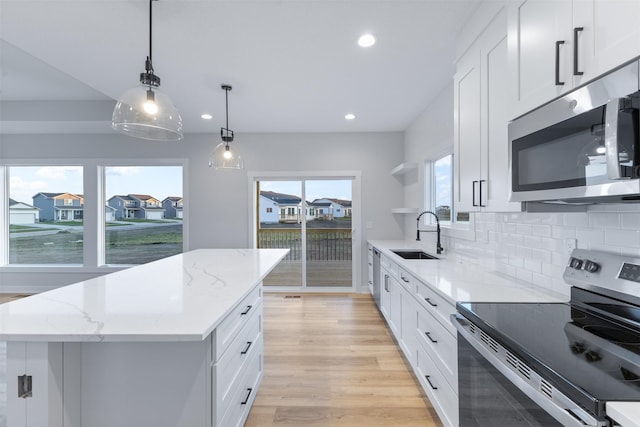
112, 84, 183, 141
209, 142, 243, 169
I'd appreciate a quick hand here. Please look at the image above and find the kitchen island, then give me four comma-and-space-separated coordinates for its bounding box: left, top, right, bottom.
0, 248, 288, 427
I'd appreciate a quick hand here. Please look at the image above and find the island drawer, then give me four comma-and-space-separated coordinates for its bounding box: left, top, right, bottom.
217, 345, 263, 427
213, 301, 262, 424
213, 284, 262, 359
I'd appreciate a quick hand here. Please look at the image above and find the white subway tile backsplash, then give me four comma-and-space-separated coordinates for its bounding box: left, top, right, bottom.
589, 212, 621, 228
531, 224, 552, 237
563, 213, 590, 228
551, 226, 576, 239
523, 235, 541, 249
605, 229, 640, 248
621, 213, 640, 229
516, 224, 532, 235
576, 228, 604, 247
438, 206, 640, 298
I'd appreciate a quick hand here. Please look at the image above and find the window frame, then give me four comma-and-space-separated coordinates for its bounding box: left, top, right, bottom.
0, 158, 188, 273
424, 154, 475, 240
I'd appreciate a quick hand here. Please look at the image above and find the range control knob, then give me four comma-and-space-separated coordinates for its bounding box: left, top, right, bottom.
569, 257, 584, 270
584, 260, 600, 273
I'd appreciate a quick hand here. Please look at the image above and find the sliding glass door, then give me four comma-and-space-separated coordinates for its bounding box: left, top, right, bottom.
256, 178, 353, 289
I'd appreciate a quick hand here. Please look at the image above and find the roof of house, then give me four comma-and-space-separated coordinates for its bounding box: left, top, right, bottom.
260, 191, 302, 205
34, 192, 81, 199
9, 198, 38, 209
129, 194, 158, 201
109, 195, 136, 202
327, 198, 352, 207
163, 196, 183, 202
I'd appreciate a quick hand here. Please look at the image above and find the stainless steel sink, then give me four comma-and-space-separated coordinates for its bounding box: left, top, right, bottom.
391, 250, 438, 260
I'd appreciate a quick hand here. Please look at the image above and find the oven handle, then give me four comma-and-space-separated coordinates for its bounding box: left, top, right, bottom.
452, 314, 605, 427
604, 97, 626, 180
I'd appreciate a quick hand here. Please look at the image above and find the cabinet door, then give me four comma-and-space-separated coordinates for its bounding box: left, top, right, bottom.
508, 0, 573, 119
400, 289, 417, 363
574, 0, 640, 85
454, 50, 481, 213
380, 269, 391, 321
480, 8, 522, 212
389, 277, 402, 337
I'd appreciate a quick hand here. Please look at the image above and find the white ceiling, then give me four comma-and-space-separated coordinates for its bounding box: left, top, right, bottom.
0, 0, 479, 135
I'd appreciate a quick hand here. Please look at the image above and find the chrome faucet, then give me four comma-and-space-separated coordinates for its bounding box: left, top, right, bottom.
416, 211, 444, 254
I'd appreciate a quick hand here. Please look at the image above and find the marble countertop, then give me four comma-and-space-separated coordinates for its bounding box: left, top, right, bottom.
0, 248, 288, 342
369, 240, 566, 305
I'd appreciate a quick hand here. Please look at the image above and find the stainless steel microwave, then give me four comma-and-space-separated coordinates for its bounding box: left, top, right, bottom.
509, 60, 640, 204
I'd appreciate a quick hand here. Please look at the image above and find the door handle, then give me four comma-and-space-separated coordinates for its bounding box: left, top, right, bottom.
573, 27, 584, 76
479, 179, 486, 207
425, 297, 438, 307
555, 40, 565, 86
425, 331, 438, 343
425, 375, 438, 390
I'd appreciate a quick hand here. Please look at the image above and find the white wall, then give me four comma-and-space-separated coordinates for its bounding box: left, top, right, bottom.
0, 131, 404, 292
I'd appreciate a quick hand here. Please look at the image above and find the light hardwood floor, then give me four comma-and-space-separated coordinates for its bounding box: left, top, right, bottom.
245, 293, 443, 427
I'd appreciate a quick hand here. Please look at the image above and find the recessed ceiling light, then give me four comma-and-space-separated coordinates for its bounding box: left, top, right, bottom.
358, 34, 376, 48
345, 113, 356, 120
201, 113, 213, 120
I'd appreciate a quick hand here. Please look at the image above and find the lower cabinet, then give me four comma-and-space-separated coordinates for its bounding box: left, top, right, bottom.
377, 256, 459, 427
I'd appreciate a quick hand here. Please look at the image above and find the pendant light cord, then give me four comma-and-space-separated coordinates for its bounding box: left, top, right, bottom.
146, 0, 155, 74
225, 87, 229, 129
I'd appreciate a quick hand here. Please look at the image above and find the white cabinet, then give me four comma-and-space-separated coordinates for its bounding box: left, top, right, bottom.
508, 0, 640, 119
367, 244, 374, 295
454, 5, 522, 213
371, 248, 458, 427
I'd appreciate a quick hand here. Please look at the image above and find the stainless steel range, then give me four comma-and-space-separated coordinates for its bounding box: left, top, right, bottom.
454, 249, 640, 426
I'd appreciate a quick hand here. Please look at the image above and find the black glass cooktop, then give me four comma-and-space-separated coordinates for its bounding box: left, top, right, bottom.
457, 300, 640, 417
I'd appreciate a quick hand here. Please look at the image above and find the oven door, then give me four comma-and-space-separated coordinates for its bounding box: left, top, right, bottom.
454, 314, 605, 427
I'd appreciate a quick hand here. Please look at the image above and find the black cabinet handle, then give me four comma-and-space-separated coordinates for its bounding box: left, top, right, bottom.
555, 40, 565, 85
472, 180, 479, 207
425, 375, 438, 390
240, 388, 253, 405
241, 305, 252, 315
401, 276, 410, 283
241, 341, 252, 355
479, 179, 486, 207
573, 27, 584, 76
425, 331, 438, 343
425, 297, 438, 307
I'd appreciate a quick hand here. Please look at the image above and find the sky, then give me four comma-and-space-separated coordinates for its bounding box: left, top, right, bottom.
259, 179, 352, 202
433, 155, 452, 208
9, 166, 183, 204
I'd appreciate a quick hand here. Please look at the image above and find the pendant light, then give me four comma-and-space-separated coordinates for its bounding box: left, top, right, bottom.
209, 84, 244, 170
112, 0, 183, 141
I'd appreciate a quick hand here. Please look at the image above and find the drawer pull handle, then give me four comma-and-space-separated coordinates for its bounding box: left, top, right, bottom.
241, 305, 253, 316
401, 276, 409, 283
425, 297, 438, 307
241, 341, 253, 355
425, 375, 438, 390
241, 388, 253, 405
425, 332, 438, 343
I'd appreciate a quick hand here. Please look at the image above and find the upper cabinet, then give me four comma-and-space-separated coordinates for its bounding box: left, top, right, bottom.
508, 0, 640, 119
454, 5, 522, 213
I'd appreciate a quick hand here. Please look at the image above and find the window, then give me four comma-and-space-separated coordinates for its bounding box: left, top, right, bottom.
8, 166, 84, 264
104, 166, 183, 265
433, 154, 452, 224
266, 207, 273, 213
